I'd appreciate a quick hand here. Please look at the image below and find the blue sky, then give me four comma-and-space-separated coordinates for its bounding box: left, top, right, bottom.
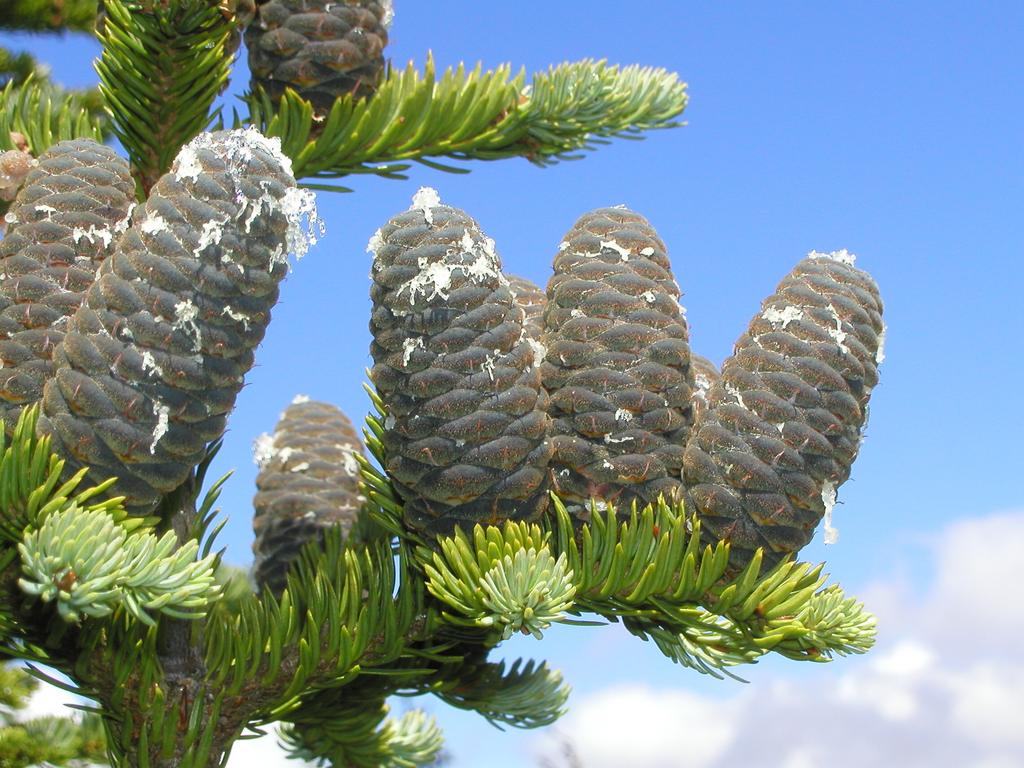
4, 2, 1024, 765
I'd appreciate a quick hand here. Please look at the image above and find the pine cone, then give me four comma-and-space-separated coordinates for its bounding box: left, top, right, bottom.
252, 396, 365, 593
684, 250, 884, 569
689, 353, 719, 422
541, 207, 693, 520
369, 189, 551, 537
246, 0, 391, 114
0, 139, 135, 431
38, 129, 316, 514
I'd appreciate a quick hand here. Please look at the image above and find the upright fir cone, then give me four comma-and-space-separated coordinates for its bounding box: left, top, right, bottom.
542, 207, 693, 520
38, 129, 318, 514
252, 396, 365, 593
246, 0, 392, 114
684, 250, 885, 569
0, 139, 135, 430
369, 188, 551, 537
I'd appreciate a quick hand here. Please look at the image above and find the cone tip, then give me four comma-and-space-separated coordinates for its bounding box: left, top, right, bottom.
807, 248, 857, 266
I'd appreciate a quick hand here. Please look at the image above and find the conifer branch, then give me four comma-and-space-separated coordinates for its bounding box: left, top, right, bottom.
280, 694, 443, 768
201, 529, 424, 722
432, 656, 569, 730
0, 76, 106, 155
95, 0, 237, 193
247, 56, 688, 189
548, 496, 876, 676
0, 408, 144, 547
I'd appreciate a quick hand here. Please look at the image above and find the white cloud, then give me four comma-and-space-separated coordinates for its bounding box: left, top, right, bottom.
945, 663, 1024, 748
534, 509, 1024, 768
543, 685, 736, 768
225, 724, 312, 768
924, 510, 1024, 647
21, 673, 81, 720
779, 747, 822, 768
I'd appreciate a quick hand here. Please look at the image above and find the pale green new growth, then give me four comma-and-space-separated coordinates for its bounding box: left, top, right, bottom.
479, 547, 575, 640
18, 507, 220, 625
780, 585, 878, 659
382, 710, 444, 768
630, 613, 766, 679
0, 410, 218, 627
421, 522, 576, 640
